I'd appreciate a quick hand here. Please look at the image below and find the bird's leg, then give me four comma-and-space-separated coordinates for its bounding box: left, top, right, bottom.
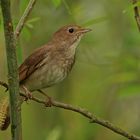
37, 89, 52, 107
21, 85, 33, 100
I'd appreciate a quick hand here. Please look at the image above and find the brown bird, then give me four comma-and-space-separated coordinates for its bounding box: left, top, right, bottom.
0, 24, 91, 130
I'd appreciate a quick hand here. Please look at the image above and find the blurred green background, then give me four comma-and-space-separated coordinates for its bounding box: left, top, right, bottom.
0, 0, 140, 140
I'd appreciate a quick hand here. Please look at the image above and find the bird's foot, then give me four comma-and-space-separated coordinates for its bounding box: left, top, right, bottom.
45, 96, 53, 107
25, 92, 33, 100
37, 89, 52, 107
21, 85, 33, 101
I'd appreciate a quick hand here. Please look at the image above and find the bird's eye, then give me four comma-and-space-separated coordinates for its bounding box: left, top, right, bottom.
68, 28, 74, 33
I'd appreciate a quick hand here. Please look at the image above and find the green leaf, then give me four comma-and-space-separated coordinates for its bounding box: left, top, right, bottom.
52, 0, 62, 8
25, 23, 34, 29
82, 16, 108, 27
25, 17, 40, 29
27, 17, 40, 24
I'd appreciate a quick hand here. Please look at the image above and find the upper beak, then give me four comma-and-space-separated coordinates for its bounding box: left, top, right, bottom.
80, 28, 92, 33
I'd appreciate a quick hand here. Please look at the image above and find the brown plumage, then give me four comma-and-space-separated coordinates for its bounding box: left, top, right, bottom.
0, 24, 91, 130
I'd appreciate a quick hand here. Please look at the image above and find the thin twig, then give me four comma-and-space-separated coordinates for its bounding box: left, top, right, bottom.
31, 97, 140, 140
132, 0, 140, 31
14, 0, 36, 39
0, 82, 140, 140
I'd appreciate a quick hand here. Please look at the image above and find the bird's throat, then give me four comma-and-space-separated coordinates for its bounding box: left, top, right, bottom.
65, 37, 81, 58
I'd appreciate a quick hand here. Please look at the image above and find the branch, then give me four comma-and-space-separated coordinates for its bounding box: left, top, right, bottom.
0, 82, 140, 140
132, 0, 140, 31
14, 0, 36, 39
31, 97, 140, 140
0, 0, 22, 140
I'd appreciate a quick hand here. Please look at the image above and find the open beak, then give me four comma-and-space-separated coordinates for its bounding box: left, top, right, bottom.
80, 28, 92, 34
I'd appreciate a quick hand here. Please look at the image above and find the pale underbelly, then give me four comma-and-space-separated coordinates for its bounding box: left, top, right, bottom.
23, 65, 67, 91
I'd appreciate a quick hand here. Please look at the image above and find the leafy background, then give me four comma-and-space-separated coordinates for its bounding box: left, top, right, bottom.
0, 0, 140, 140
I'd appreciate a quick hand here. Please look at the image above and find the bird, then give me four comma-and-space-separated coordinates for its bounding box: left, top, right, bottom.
0, 24, 91, 130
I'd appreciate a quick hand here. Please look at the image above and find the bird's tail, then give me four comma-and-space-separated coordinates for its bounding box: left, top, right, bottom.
0, 97, 10, 130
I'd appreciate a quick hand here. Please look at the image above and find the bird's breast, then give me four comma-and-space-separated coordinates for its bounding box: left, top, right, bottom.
43, 57, 75, 87
24, 56, 75, 91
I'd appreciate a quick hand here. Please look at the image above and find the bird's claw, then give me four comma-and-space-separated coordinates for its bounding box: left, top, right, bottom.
45, 97, 52, 107
25, 92, 33, 100
21, 85, 33, 102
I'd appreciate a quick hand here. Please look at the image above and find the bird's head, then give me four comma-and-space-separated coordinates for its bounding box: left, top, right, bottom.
52, 25, 91, 48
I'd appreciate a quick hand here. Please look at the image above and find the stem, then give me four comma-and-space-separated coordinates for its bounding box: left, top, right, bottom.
0, 0, 22, 140
132, 0, 140, 32
14, 0, 36, 39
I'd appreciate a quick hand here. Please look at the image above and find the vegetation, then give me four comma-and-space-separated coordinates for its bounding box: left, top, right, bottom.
0, 0, 140, 140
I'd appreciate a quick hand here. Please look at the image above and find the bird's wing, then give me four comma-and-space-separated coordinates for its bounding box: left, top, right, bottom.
19, 45, 50, 83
